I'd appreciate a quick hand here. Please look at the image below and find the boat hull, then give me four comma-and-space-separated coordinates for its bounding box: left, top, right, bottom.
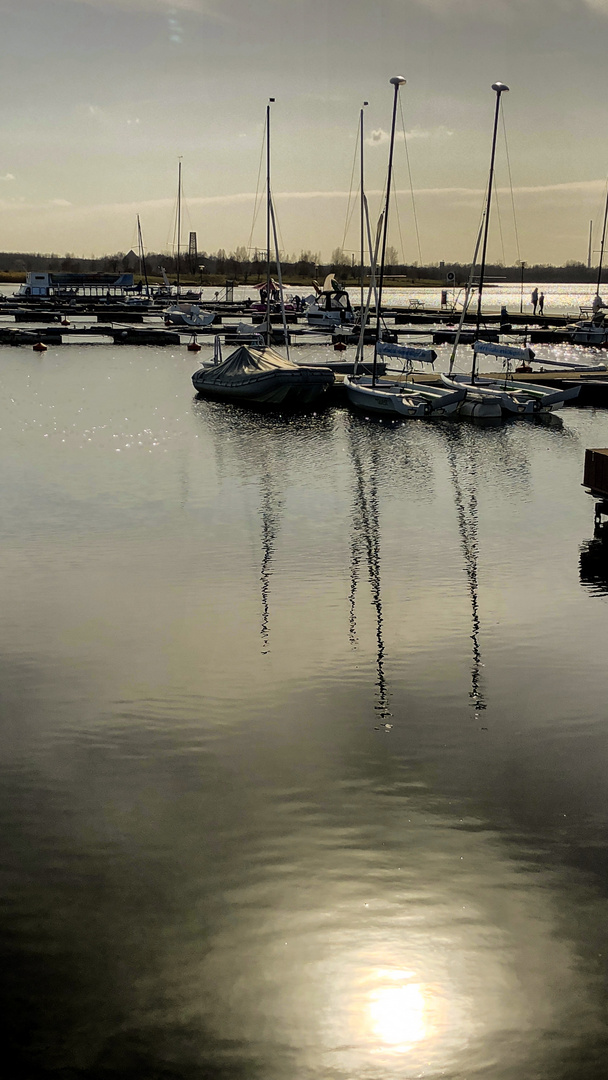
399, 380, 466, 416
455, 398, 503, 421
568, 320, 608, 346
441, 372, 575, 414
343, 375, 431, 418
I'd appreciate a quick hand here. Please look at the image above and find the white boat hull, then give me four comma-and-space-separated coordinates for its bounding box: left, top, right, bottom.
441, 372, 577, 414
568, 320, 608, 346
344, 375, 431, 418
455, 398, 503, 421
399, 379, 466, 416
165, 305, 215, 328
307, 312, 354, 329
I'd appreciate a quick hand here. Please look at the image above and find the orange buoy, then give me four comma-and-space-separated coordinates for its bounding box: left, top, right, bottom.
333, 340, 347, 352
187, 336, 201, 352
33, 341, 47, 352
61, 318, 70, 326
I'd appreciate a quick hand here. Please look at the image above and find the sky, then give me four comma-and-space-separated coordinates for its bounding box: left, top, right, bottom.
1, 0, 608, 265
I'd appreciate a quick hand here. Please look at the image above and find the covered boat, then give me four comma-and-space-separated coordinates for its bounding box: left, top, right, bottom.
191, 343, 334, 406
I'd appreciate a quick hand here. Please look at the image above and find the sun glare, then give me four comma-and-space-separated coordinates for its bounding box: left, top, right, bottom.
368, 970, 428, 1050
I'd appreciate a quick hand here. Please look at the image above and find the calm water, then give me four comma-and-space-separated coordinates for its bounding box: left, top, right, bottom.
2, 319, 608, 1078
202, 281, 602, 316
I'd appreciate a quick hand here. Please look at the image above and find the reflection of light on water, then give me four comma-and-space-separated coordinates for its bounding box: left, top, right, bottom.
366, 969, 431, 1052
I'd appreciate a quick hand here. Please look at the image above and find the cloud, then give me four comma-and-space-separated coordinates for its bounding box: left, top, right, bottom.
55, 0, 608, 22
0, 178, 603, 219
407, 0, 608, 19
62, 0, 221, 14
0, 173, 15, 182
369, 127, 453, 145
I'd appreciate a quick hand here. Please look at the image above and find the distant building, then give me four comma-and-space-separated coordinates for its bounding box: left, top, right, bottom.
122, 250, 139, 271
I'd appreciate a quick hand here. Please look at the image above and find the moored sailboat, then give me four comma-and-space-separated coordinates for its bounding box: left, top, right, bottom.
344, 77, 464, 419
192, 99, 334, 408
569, 183, 608, 345
443, 341, 580, 414
441, 81, 579, 416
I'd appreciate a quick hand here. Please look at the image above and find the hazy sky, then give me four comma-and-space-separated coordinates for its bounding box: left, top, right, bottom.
2, 0, 608, 264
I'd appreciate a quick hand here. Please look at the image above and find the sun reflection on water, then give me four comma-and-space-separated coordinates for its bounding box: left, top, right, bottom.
368, 969, 428, 1050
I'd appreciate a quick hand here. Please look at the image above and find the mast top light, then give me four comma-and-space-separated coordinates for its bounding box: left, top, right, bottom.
390, 76, 406, 87
491, 82, 509, 93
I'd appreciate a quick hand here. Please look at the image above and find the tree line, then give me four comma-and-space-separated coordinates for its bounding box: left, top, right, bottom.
0, 248, 600, 285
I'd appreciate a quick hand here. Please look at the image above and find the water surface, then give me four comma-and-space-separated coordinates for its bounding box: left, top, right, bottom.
1, 339, 608, 1078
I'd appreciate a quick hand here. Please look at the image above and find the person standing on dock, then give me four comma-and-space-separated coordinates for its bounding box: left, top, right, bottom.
531, 287, 538, 314
538, 292, 544, 315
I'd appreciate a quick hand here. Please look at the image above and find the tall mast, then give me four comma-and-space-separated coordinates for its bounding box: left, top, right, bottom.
266, 98, 274, 347
176, 158, 182, 296
360, 101, 368, 314
475, 82, 509, 340
137, 215, 149, 297
373, 76, 406, 388
596, 187, 608, 299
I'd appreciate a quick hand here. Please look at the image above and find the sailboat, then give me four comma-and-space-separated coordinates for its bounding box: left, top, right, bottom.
124, 215, 154, 309
441, 83, 580, 416
164, 162, 209, 325
344, 77, 465, 419
192, 100, 334, 407
569, 182, 608, 345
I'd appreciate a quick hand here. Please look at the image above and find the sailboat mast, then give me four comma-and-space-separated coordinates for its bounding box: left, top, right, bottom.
176, 159, 182, 297
360, 101, 368, 314
595, 184, 608, 299
137, 215, 150, 297
475, 82, 509, 340
373, 75, 406, 388
266, 99, 274, 347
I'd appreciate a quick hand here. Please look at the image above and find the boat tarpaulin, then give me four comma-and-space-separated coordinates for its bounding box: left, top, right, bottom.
377, 342, 437, 364
202, 345, 299, 384
473, 341, 535, 362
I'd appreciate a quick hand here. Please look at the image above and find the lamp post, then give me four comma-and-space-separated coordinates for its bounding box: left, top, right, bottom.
519, 260, 525, 313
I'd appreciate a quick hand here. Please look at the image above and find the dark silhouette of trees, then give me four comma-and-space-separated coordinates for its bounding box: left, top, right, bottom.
0, 248, 601, 286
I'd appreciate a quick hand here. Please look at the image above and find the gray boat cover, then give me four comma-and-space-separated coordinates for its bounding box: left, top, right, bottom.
202, 345, 299, 383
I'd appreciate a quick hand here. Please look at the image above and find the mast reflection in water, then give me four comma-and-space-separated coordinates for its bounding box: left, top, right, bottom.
446, 429, 487, 719
348, 420, 391, 725
259, 471, 282, 653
